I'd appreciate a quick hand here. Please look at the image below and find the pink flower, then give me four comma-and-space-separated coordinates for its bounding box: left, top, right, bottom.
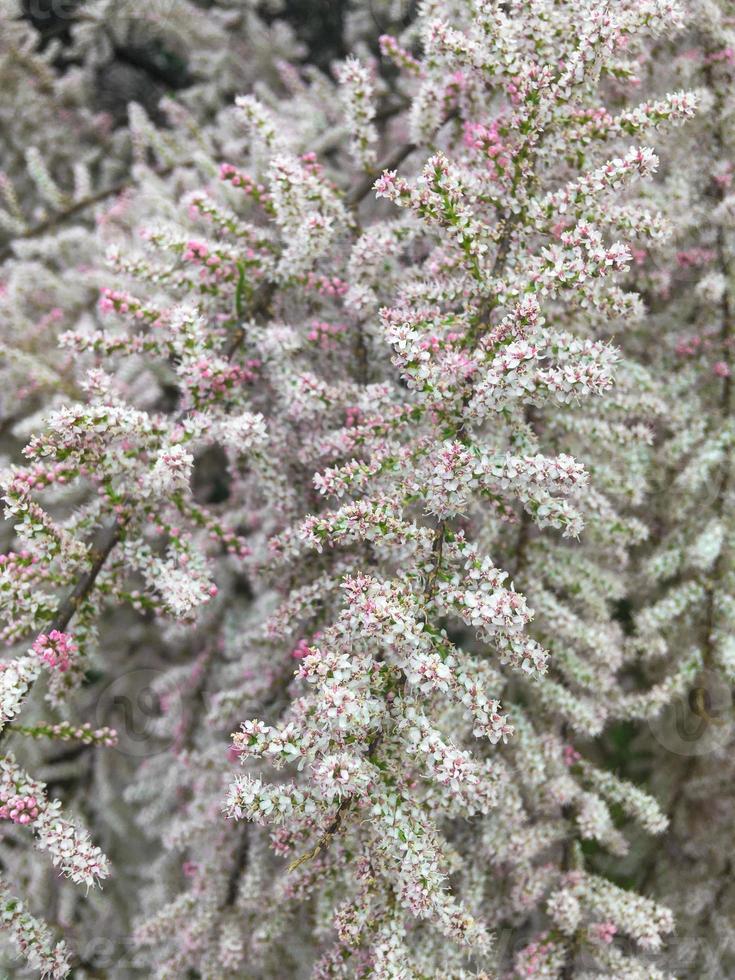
630, 247, 647, 266
464, 120, 511, 178
713, 361, 732, 378
589, 921, 617, 945
0, 794, 41, 824
291, 638, 311, 660
183, 240, 209, 262
31, 631, 77, 672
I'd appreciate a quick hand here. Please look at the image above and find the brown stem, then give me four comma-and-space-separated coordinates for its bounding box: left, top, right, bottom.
0, 94, 418, 267
345, 139, 419, 208
0, 165, 182, 264
224, 828, 250, 907
50, 517, 127, 634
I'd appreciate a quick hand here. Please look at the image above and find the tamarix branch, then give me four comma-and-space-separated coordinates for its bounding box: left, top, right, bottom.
0, 1, 731, 978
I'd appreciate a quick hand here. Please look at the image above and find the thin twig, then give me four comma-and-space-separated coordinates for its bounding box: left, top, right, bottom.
0, 165, 183, 263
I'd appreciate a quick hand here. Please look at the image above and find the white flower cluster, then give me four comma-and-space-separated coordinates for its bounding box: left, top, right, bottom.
0, 655, 40, 729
